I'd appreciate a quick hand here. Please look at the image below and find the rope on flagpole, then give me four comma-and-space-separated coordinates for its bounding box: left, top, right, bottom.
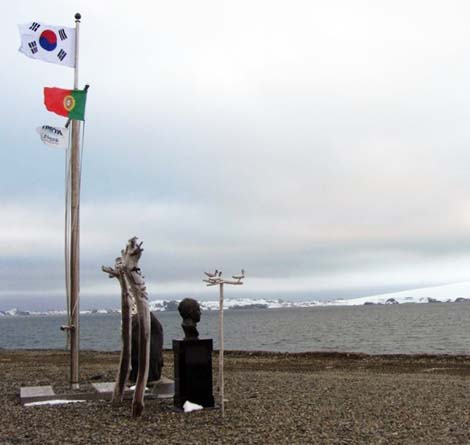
78, 87, 89, 191
79, 122, 85, 185
64, 127, 72, 349
68, 112, 88, 328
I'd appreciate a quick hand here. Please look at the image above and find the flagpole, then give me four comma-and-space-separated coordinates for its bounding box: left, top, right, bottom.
69, 12, 81, 390
218, 282, 225, 418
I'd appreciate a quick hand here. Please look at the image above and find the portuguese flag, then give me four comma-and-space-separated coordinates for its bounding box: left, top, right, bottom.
44, 87, 87, 121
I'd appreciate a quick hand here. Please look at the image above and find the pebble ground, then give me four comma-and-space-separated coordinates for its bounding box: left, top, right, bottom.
2, 349, 470, 444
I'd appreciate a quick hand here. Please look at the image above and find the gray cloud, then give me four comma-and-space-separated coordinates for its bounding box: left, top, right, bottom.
3, 1, 470, 308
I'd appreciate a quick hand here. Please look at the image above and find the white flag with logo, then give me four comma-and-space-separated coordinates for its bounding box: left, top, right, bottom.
36, 125, 69, 148
18, 21, 75, 68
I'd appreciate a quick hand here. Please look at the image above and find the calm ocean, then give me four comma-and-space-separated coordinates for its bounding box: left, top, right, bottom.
1, 303, 469, 354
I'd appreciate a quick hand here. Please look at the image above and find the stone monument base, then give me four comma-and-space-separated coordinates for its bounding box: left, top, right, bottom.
173, 339, 214, 409
19, 376, 175, 405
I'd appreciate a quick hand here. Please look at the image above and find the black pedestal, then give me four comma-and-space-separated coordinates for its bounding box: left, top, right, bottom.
173, 339, 214, 409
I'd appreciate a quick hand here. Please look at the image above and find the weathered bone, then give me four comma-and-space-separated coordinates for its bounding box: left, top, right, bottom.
101, 237, 151, 417
101, 257, 132, 405
120, 237, 150, 418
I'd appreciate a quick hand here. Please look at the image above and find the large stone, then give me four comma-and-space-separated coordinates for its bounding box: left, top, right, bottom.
129, 312, 163, 383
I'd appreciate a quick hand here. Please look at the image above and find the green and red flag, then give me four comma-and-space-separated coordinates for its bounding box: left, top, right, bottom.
44, 87, 87, 121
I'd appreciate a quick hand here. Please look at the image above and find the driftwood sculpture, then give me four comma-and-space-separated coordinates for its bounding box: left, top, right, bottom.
102, 237, 151, 417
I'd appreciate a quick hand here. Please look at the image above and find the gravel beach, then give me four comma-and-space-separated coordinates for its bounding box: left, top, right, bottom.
2, 349, 470, 444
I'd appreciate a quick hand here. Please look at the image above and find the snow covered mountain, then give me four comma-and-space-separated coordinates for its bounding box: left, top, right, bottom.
148, 298, 320, 312
2, 281, 470, 316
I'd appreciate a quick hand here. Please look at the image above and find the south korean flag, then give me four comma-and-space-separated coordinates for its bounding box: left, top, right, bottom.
18, 21, 75, 68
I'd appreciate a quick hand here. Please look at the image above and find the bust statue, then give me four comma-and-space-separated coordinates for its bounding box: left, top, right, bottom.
178, 298, 201, 340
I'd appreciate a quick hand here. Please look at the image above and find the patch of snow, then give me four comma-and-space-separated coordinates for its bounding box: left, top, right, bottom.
129, 385, 150, 391
334, 281, 470, 306
24, 399, 86, 407
5, 308, 29, 316
183, 401, 203, 412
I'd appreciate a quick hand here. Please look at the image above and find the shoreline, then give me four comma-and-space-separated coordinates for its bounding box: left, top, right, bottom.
4, 346, 470, 360
2, 349, 470, 443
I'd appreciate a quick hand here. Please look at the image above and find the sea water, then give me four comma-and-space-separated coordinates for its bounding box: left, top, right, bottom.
0, 303, 469, 354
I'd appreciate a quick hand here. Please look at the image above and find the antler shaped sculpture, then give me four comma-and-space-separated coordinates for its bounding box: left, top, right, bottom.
102, 237, 150, 417
203, 269, 245, 286
202, 268, 245, 418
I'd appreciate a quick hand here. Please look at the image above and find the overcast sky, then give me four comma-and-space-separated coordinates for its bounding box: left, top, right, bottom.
2, 1, 470, 310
